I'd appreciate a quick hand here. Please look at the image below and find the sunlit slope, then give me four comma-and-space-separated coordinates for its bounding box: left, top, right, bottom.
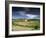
12, 19, 40, 31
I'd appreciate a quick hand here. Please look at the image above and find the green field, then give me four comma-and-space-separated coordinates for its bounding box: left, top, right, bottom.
12, 19, 40, 31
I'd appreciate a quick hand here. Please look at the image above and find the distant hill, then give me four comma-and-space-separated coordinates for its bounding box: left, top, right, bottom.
12, 19, 40, 22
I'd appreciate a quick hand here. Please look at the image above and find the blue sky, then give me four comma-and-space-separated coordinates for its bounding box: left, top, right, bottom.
12, 7, 40, 19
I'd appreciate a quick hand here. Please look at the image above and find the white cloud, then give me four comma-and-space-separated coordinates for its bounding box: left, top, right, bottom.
26, 14, 40, 19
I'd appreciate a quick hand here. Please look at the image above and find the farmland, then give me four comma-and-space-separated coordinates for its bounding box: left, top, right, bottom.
12, 19, 40, 31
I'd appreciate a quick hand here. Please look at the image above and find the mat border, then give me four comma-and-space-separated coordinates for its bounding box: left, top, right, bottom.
5, 1, 45, 37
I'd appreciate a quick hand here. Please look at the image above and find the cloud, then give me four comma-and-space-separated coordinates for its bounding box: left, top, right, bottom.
26, 14, 40, 19
12, 11, 40, 19
19, 11, 26, 16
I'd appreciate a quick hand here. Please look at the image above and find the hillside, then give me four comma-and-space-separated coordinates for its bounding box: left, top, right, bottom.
12, 19, 40, 31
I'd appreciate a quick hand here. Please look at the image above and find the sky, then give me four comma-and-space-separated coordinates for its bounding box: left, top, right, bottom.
12, 7, 40, 19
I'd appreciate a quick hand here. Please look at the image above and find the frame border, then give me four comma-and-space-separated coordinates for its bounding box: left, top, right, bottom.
5, 1, 45, 37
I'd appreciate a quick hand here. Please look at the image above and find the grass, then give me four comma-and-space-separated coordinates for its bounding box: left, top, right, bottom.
12, 19, 40, 31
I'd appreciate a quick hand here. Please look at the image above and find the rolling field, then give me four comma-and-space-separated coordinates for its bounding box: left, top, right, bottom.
12, 19, 40, 31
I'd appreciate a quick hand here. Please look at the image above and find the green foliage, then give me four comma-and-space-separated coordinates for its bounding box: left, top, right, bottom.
12, 19, 40, 30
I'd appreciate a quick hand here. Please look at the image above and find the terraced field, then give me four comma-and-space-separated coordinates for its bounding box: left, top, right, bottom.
12, 19, 40, 31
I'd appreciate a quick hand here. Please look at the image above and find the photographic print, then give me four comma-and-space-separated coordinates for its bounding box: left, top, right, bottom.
5, 1, 45, 37
12, 7, 40, 31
